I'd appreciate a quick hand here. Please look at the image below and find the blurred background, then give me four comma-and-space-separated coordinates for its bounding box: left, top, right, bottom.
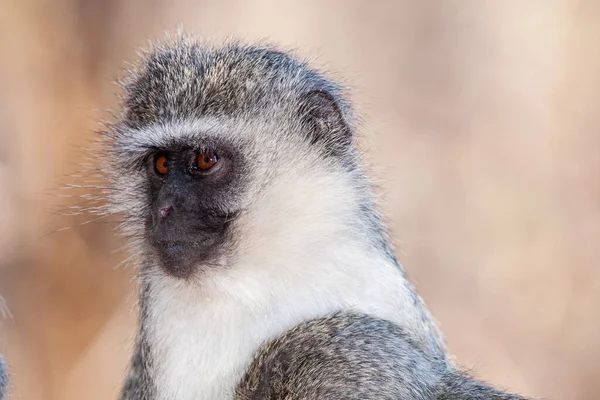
1, 0, 599, 399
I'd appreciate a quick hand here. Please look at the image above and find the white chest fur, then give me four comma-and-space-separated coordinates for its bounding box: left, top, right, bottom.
146, 250, 431, 400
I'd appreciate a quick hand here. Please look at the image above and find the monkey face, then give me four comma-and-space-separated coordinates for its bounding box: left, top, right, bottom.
141, 140, 245, 278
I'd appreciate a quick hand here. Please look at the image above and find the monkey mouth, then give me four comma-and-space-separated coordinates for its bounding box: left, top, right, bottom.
149, 237, 224, 279
158, 241, 187, 253
154, 237, 217, 251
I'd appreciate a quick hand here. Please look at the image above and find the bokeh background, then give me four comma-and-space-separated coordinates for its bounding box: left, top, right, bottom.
1, 1, 599, 399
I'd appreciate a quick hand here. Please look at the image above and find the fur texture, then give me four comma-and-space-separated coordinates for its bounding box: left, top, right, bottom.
0, 355, 6, 400
236, 312, 525, 400
100, 34, 526, 400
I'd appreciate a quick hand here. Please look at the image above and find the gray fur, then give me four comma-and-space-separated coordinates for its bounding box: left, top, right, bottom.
236, 313, 526, 400
102, 34, 528, 400
236, 312, 446, 400
0, 355, 6, 400
119, 283, 155, 400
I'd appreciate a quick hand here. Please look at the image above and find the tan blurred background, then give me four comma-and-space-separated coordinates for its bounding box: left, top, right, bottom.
1, 0, 599, 399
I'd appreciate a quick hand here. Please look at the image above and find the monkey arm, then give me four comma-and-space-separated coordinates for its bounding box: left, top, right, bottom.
433, 371, 527, 400
235, 313, 526, 400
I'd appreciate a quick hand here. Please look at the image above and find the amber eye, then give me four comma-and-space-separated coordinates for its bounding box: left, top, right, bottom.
155, 155, 168, 175
197, 151, 218, 170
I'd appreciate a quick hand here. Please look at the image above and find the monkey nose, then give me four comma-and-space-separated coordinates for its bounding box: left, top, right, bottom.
159, 206, 173, 217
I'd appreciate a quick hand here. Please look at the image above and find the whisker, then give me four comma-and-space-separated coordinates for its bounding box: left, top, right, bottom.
0, 297, 12, 320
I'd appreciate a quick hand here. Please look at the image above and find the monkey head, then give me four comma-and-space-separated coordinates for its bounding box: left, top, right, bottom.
105, 38, 386, 281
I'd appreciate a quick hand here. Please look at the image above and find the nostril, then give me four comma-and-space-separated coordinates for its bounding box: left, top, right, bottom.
159, 206, 173, 217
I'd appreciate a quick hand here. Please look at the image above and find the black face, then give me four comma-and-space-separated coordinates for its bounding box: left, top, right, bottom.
144, 142, 242, 279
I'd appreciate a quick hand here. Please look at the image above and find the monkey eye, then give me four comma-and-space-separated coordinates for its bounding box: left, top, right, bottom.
155, 154, 168, 175
196, 151, 218, 170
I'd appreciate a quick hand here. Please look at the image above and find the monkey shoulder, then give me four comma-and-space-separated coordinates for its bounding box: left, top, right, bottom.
235, 312, 447, 400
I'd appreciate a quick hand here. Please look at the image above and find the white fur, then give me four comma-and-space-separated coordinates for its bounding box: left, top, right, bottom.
149, 252, 419, 400
118, 120, 437, 399
144, 152, 430, 400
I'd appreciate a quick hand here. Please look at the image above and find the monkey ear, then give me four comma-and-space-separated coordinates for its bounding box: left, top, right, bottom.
298, 90, 353, 157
